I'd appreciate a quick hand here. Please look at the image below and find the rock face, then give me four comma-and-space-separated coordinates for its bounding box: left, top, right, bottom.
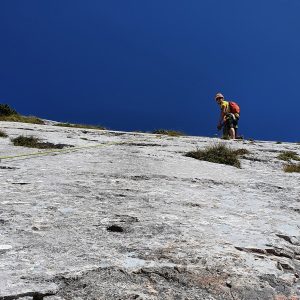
0, 121, 299, 300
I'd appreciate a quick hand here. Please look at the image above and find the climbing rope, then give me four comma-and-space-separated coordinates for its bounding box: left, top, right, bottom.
0, 141, 123, 161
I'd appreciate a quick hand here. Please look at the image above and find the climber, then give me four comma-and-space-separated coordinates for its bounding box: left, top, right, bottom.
215, 93, 240, 139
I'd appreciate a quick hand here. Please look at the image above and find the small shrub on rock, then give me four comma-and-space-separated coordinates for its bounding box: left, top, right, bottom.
0, 130, 8, 138
233, 148, 250, 156
284, 163, 300, 173
152, 129, 184, 137
11, 135, 72, 149
0, 104, 18, 116
278, 151, 300, 162
185, 143, 242, 168
0, 103, 44, 124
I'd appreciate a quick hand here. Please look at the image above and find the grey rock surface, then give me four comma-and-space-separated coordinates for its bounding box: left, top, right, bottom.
0, 121, 299, 299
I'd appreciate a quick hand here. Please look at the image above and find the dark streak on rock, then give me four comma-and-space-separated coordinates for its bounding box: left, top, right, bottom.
123, 143, 162, 147
0, 291, 55, 300
235, 246, 296, 260
0, 166, 18, 170
241, 156, 267, 162
16, 127, 35, 131
235, 246, 267, 255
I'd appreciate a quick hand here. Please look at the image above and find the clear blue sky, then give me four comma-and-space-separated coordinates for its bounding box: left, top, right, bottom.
0, 1, 299, 141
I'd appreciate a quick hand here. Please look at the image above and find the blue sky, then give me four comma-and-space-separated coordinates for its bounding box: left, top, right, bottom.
0, 0, 299, 141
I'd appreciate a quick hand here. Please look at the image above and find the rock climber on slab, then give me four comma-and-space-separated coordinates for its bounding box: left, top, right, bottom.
215, 92, 240, 139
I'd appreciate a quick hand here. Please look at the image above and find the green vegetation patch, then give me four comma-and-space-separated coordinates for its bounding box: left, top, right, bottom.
0, 130, 8, 138
277, 151, 300, 162
152, 129, 184, 137
185, 143, 244, 168
284, 163, 300, 173
0, 103, 44, 124
54, 123, 105, 130
0, 114, 44, 125
11, 135, 73, 149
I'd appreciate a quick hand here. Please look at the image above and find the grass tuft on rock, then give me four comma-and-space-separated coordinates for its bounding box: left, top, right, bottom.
283, 163, 300, 173
11, 135, 72, 149
185, 143, 243, 168
277, 151, 300, 162
54, 123, 105, 130
0, 130, 8, 138
152, 129, 184, 137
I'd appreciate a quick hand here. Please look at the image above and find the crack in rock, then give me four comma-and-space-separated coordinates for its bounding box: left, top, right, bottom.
277, 261, 295, 271
121, 143, 162, 147
235, 246, 296, 260
277, 234, 300, 246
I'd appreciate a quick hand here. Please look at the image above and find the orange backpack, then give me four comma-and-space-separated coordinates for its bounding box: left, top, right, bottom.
229, 101, 240, 114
